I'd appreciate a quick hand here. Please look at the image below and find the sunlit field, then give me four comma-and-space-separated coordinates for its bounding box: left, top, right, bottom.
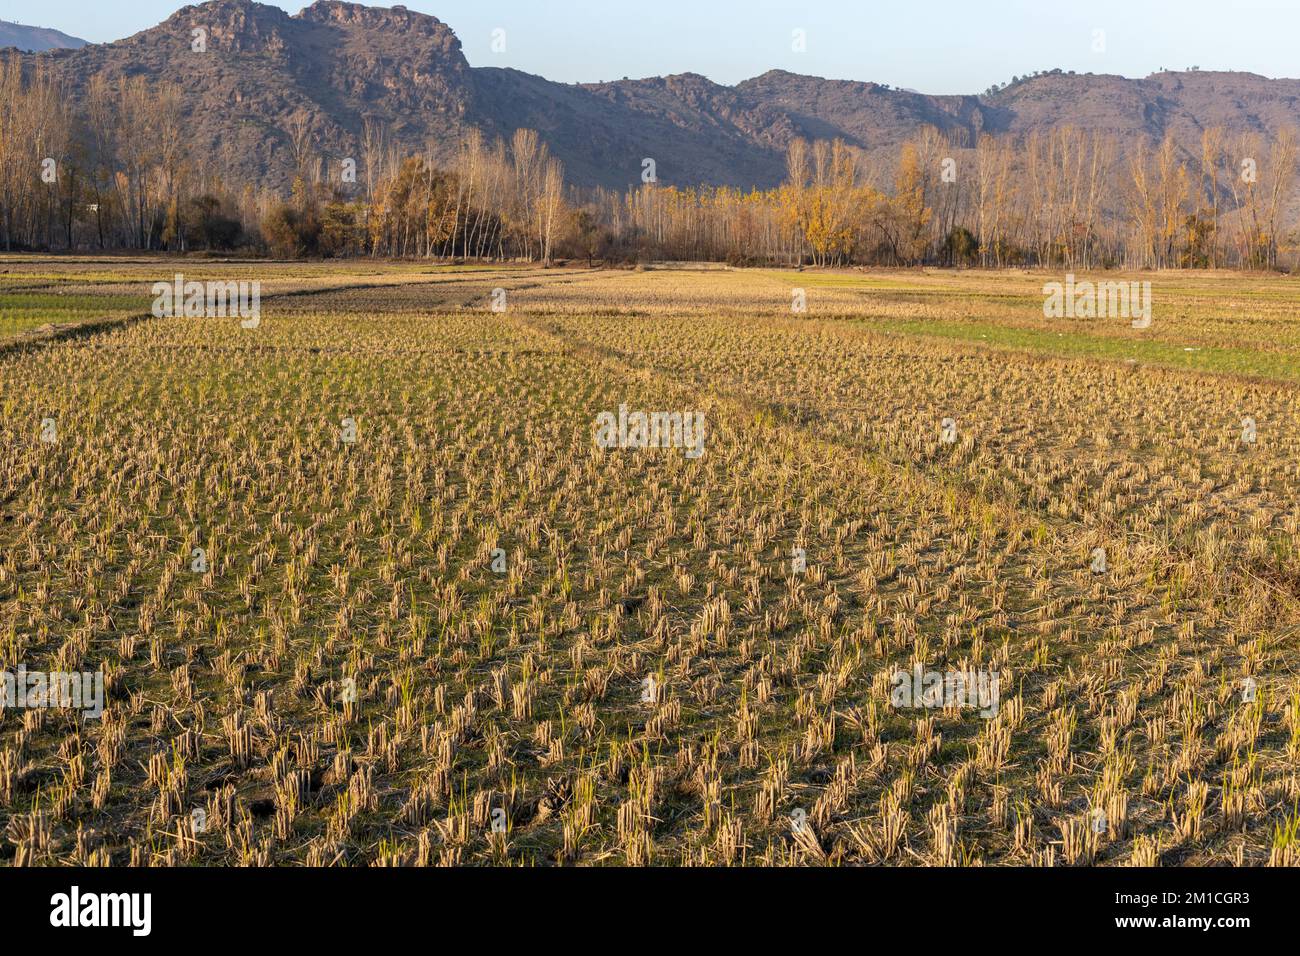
3, 259, 1300, 866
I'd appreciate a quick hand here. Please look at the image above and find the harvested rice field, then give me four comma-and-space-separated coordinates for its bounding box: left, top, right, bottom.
2, 259, 1299, 867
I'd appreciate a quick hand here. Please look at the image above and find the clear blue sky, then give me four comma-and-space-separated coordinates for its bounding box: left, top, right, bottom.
4, 0, 1297, 93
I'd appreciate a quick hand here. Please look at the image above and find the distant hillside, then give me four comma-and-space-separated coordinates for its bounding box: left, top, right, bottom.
0, 19, 86, 52
13, 0, 1300, 192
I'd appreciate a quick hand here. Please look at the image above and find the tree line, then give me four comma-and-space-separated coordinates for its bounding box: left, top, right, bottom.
1, 62, 1296, 270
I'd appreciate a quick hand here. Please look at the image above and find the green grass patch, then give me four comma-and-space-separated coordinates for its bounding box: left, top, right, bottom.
859, 316, 1300, 384
0, 292, 151, 337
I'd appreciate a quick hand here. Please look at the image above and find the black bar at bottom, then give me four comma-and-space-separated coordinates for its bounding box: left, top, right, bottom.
0, 865, 1273, 944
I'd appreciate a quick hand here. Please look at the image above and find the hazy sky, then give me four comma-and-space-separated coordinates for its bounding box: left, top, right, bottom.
4, 0, 1298, 93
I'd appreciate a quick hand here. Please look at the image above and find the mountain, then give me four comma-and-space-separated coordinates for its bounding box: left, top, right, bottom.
13, 0, 1300, 192
0, 19, 87, 52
